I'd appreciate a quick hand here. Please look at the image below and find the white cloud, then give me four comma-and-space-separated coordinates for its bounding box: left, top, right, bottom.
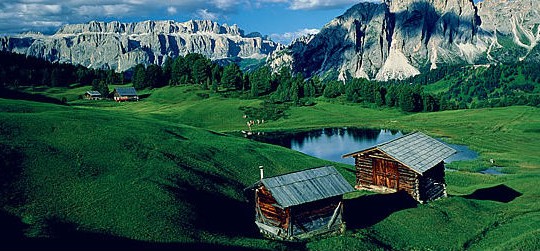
0, 1, 240, 34
75, 4, 132, 17
0, 0, 363, 35
195, 9, 219, 21
289, 0, 361, 10
167, 6, 177, 15
270, 28, 319, 44
257, 0, 362, 10
212, 0, 239, 10
30, 21, 64, 27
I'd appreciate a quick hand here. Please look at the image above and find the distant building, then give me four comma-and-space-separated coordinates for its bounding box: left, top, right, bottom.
84, 91, 102, 100
112, 87, 138, 102
343, 131, 457, 203
249, 166, 354, 240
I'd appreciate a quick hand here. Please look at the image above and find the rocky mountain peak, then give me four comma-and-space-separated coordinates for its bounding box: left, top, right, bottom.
268, 0, 539, 81
55, 20, 245, 37
1, 20, 279, 72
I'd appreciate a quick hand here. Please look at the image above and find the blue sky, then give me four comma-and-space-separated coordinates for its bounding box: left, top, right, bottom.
0, 0, 484, 44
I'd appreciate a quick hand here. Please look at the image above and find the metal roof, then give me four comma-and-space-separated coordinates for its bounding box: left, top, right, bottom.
261, 166, 354, 208
114, 87, 138, 96
343, 132, 457, 174
86, 91, 101, 96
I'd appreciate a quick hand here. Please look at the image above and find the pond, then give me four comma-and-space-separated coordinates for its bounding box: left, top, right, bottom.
246, 128, 478, 166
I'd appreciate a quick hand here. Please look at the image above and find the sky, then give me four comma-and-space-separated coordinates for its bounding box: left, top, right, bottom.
0, 0, 485, 45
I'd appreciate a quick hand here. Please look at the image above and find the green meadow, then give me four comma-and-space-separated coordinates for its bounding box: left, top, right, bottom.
0, 85, 539, 250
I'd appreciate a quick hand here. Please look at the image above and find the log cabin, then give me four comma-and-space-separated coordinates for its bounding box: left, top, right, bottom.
84, 91, 102, 100
250, 166, 354, 240
112, 87, 139, 102
343, 132, 456, 203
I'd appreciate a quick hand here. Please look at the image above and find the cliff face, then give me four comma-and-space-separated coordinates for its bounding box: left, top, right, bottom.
268, 0, 540, 81
0, 20, 280, 72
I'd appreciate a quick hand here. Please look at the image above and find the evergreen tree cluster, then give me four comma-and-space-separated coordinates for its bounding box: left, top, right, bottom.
0, 51, 122, 90
436, 63, 540, 109
2, 50, 539, 111
322, 78, 439, 112
131, 54, 249, 92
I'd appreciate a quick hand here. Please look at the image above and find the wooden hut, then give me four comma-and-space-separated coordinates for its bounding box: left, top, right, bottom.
112, 87, 138, 102
343, 132, 456, 203
84, 91, 102, 100
251, 166, 354, 240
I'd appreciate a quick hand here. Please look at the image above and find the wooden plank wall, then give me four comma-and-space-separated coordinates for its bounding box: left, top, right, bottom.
290, 197, 342, 235
419, 162, 446, 202
354, 150, 420, 200
256, 186, 289, 230
397, 163, 419, 200
355, 153, 374, 187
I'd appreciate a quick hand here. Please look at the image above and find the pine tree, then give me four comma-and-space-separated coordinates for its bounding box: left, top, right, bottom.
249, 66, 272, 95
211, 64, 222, 85
145, 64, 163, 88
212, 79, 219, 93
50, 68, 61, 87
171, 56, 189, 85
162, 56, 173, 84
399, 86, 415, 112
132, 64, 146, 89
221, 64, 242, 90
375, 87, 386, 106
92, 79, 109, 98
303, 80, 316, 98
251, 79, 259, 97
192, 58, 210, 85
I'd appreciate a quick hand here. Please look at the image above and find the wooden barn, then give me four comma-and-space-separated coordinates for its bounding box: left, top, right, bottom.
250, 166, 354, 240
343, 132, 456, 203
84, 91, 102, 100
112, 87, 139, 102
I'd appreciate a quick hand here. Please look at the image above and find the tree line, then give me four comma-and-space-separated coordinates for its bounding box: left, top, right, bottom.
0, 51, 123, 92
1, 51, 538, 111
427, 63, 540, 109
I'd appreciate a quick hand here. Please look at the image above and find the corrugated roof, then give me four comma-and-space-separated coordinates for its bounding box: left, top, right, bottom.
114, 87, 138, 96
261, 166, 354, 208
344, 132, 457, 174
86, 91, 101, 96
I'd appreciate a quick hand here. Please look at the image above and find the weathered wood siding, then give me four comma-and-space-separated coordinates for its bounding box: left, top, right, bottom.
355, 152, 373, 188
290, 197, 342, 235
397, 163, 419, 200
256, 186, 289, 231
354, 150, 419, 200
419, 162, 446, 202
255, 189, 345, 239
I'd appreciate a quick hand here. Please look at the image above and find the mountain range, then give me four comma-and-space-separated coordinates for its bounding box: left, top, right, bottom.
269, 0, 540, 81
0, 20, 280, 72
1, 0, 539, 80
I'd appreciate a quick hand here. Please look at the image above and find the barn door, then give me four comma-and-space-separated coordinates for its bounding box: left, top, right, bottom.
373, 159, 398, 190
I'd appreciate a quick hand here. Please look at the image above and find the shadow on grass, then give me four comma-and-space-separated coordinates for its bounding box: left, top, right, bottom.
0, 88, 66, 105
165, 183, 260, 239
0, 210, 26, 243
138, 93, 151, 100
463, 184, 522, 203
344, 191, 418, 229
0, 210, 261, 251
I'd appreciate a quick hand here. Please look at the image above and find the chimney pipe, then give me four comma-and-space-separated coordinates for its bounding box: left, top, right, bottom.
259, 166, 264, 180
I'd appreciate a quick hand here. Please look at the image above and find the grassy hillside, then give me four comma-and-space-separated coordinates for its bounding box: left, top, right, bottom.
1, 85, 539, 250
0, 98, 344, 249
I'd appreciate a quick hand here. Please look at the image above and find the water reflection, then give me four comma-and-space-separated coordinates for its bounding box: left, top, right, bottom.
248, 128, 478, 166
249, 128, 403, 165
441, 142, 479, 163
